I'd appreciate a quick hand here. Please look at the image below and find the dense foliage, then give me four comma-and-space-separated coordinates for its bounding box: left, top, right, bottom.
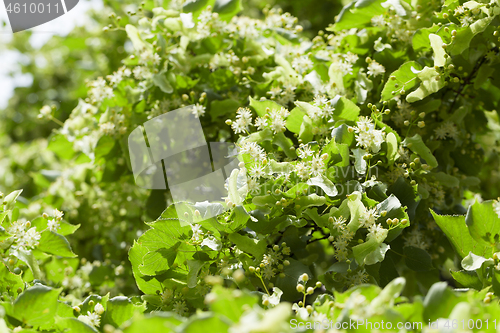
1, 0, 500, 331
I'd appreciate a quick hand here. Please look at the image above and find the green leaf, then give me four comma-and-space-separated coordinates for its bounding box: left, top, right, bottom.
430, 210, 475, 259
0, 263, 23, 293
364, 243, 390, 266
447, 16, 494, 56
187, 260, 207, 288
450, 270, 482, 290
208, 285, 257, 322
228, 233, 266, 259
102, 296, 146, 328
353, 237, 383, 265
275, 258, 312, 302
331, 0, 385, 31
129, 241, 163, 295
249, 97, 283, 117
47, 134, 75, 160
227, 168, 247, 206
285, 107, 306, 134
11, 285, 61, 328
273, 132, 297, 159
55, 317, 98, 333
299, 115, 313, 143
306, 175, 338, 197
183, 314, 231, 333
333, 97, 360, 122
381, 61, 422, 101
423, 282, 461, 322
122, 313, 182, 333
152, 72, 174, 94
465, 200, 500, 251
406, 67, 446, 103
2, 190, 23, 211
210, 99, 240, 121
404, 246, 433, 271
403, 134, 438, 168
14, 248, 41, 280
213, 0, 242, 21
352, 148, 367, 174
38, 231, 77, 257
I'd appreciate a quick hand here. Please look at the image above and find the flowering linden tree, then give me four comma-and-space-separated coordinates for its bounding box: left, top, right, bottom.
1, 0, 500, 331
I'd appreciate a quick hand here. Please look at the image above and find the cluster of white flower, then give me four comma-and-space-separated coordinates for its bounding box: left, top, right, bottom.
161, 288, 188, 315
291, 55, 313, 75
327, 216, 354, 262
268, 82, 297, 105
366, 60, 386, 77
269, 107, 290, 134
78, 303, 104, 328
345, 269, 369, 287
139, 49, 161, 66
8, 220, 41, 250
231, 107, 253, 134
43, 208, 64, 232
196, 8, 226, 39
88, 77, 113, 103
404, 228, 429, 250
239, 140, 267, 163
367, 223, 388, 242
359, 207, 380, 228
309, 95, 335, 120
192, 103, 206, 118
353, 116, 386, 153
132, 65, 152, 80
106, 66, 132, 87
434, 121, 459, 140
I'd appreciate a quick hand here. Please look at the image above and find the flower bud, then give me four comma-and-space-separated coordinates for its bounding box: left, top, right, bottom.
296, 284, 305, 293
306, 287, 314, 295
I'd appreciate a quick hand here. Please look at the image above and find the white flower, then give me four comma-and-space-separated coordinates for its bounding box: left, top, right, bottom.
295, 162, 310, 181
360, 207, 380, 228
367, 61, 385, 77
191, 224, 204, 241
371, 14, 386, 27
94, 303, 105, 315
39, 105, 52, 118
239, 141, 267, 162
254, 117, 268, 130
88, 77, 114, 103
132, 66, 152, 80
267, 86, 282, 99
354, 116, 386, 153
309, 154, 325, 176
249, 164, 266, 178
192, 103, 206, 117
99, 122, 115, 135
291, 55, 313, 75
53, 208, 64, 221
367, 223, 387, 242
232, 107, 252, 133
268, 107, 290, 134
297, 144, 314, 159
78, 312, 101, 328
47, 219, 60, 232
139, 50, 161, 66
